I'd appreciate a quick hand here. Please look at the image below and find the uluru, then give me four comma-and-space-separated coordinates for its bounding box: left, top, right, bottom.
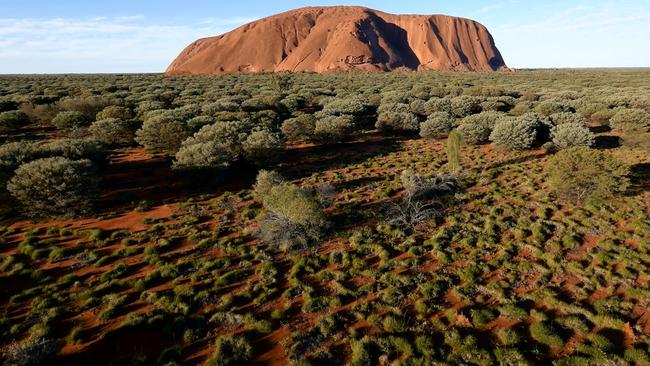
166, 6, 507, 75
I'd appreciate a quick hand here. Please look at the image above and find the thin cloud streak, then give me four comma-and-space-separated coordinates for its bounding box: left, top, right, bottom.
0, 15, 258, 73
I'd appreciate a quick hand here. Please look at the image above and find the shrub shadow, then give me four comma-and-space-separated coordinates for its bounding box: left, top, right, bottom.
593, 135, 622, 150
628, 162, 650, 194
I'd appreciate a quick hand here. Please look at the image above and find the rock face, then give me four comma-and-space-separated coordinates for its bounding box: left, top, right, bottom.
166, 6, 507, 75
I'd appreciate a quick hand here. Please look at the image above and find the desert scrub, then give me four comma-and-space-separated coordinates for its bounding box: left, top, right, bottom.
420, 112, 454, 139
546, 147, 629, 202
550, 123, 595, 149
529, 321, 565, 348
609, 108, 650, 132
489, 113, 541, 151
7, 157, 99, 218
206, 334, 253, 366
254, 170, 327, 251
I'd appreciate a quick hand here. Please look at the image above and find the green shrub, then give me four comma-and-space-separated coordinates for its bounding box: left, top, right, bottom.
550, 112, 588, 126
314, 115, 354, 144
242, 129, 284, 164
420, 112, 454, 139
187, 115, 216, 131
255, 171, 326, 251
135, 114, 191, 154
89, 118, 136, 146
529, 321, 564, 348
462, 111, 506, 129
535, 100, 573, 115
51, 111, 88, 130
173, 140, 231, 171
56, 96, 113, 120
0, 111, 30, 131
95, 105, 132, 120
253, 170, 285, 197
450, 96, 482, 117
281, 114, 316, 143
206, 335, 253, 366
490, 114, 540, 151
456, 123, 491, 144
551, 123, 595, 149
7, 157, 99, 217
375, 111, 419, 132
320, 96, 369, 118
546, 147, 629, 202
609, 108, 650, 132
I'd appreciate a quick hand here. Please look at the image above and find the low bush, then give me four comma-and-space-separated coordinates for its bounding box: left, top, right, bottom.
420, 112, 454, 139
135, 114, 191, 154
529, 321, 564, 348
89, 118, 136, 146
550, 112, 588, 126
7, 157, 99, 217
206, 335, 253, 366
95, 105, 132, 121
456, 123, 491, 144
490, 114, 540, 151
609, 108, 650, 132
461, 111, 506, 129
281, 114, 316, 143
551, 123, 594, 149
242, 129, 284, 164
450, 96, 482, 117
173, 140, 231, 171
535, 100, 573, 116
375, 111, 419, 132
255, 171, 327, 251
546, 147, 629, 202
0, 111, 30, 131
51, 111, 89, 130
314, 115, 354, 144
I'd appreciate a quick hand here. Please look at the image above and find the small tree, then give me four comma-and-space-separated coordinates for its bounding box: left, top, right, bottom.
135, 115, 190, 155
420, 112, 454, 139
89, 118, 136, 146
51, 111, 88, 130
546, 147, 629, 202
551, 123, 595, 149
447, 130, 463, 173
7, 157, 99, 217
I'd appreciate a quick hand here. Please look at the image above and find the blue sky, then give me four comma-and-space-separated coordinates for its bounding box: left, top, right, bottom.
1, 0, 649, 73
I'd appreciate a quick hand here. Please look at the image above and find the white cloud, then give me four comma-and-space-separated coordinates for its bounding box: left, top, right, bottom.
0, 15, 258, 73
